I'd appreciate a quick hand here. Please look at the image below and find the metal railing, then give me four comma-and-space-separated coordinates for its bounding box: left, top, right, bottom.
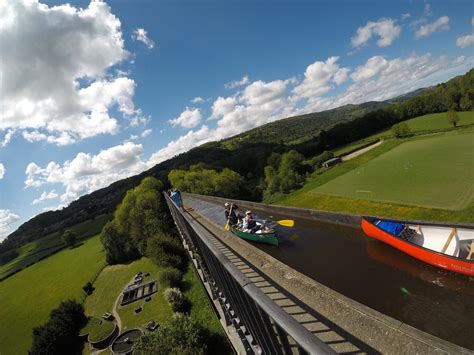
165, 194, 335, 354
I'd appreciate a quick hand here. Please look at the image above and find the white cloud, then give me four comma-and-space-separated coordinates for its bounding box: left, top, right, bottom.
401, 13, 411, 20
191, 97, 204, 104
0, 210, 19, 242
292, 57, 349, 98
1, 129, 15, 147
32, 190, 59, 205
141, 129, 152, 137
351, 56, 389, 82
22, 130, 76, 146
456, 34, 474, 48
456, 18, 474, 48
132, 28, 155, 49
25, 142, 147, 203
0, 0, 143, 145
209, 96, 238, 120
415, 16, 450, 38
0, 163, 5, 179
225, 75, 250, 89
168, 107, 202, 129
332, 54, 473, 106
242, 80, 288, 105
351, 18, 401, 48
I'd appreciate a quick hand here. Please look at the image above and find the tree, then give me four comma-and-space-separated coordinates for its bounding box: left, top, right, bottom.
61, 230, 76, 248
392, 122, 411, 138
133, 313, 207, 355
146, 234, 185, 270
100, 221, 139, 264
30, 300, 86, 354
447, 109, 460, 127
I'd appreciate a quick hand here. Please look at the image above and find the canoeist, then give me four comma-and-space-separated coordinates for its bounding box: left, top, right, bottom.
224, 203, 239, 226
243, 210, 260, 232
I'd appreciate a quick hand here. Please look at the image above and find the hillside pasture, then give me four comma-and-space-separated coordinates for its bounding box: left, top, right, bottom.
0, 214, 109, 279
314, 133, 474, 210
332, 111, 474, 156
0, 235, 104, 355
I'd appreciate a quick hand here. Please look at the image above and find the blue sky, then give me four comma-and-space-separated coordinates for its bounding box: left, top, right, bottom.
0, 0, 473, 241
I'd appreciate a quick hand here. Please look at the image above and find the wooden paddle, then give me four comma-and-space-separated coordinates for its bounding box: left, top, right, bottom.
224, 203, 234, 231
441, 228, 457, 254
467, 241, 474, 260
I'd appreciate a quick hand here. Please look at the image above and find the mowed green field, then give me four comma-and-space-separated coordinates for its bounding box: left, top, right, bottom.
314, 133, 474, 210
332, 111, 474, 156
0, 236, 104, 355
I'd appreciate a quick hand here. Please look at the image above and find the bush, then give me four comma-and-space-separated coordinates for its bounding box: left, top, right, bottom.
392, 122, 411, 138
82, 282, 94, 295
159, 267, 183, 288
164, 288, 187, 312
133, 313, 207, 355
146, 234, 186, 270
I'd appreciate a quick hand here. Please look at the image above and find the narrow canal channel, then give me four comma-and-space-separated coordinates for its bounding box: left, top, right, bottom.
184, 196, 474, 349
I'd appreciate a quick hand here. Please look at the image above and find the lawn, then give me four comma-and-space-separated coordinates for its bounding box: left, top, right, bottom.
83, 257, 173, 332
0, 235, 104, 355
0, 214, 110, 279
314, 133, 474, 210
277, 132, 474, 223
332, 111, 474, 156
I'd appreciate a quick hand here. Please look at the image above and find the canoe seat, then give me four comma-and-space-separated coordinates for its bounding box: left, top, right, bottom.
458, 239, 474, 260
399, 227, 417, 241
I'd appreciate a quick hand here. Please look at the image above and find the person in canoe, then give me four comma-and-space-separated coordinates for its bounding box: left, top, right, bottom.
243, 210, 261, 233
224, 202, 240, 226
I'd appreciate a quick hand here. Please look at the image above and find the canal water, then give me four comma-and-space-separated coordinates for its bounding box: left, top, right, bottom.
184, 196, 474, 349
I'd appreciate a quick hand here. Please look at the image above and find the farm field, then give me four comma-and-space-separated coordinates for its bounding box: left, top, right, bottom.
332, 111, 474, 156
0, 214, 109, 279
314, 133, 473, 210
0, 235, 104, 355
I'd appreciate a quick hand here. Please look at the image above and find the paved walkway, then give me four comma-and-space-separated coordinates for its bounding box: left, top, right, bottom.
341, 139, 383, 161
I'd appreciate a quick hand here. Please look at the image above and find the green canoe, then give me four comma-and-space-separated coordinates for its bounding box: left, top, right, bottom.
230, 227, 279, 246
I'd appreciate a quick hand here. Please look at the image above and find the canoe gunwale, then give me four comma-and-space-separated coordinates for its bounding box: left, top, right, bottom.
230, 227, 278, 246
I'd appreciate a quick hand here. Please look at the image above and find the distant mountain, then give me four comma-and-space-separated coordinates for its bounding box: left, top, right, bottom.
2, 69, 472, 254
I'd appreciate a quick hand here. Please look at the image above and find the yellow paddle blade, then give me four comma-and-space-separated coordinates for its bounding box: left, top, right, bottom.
277, 219, 294, 227
224, 223, 230, 231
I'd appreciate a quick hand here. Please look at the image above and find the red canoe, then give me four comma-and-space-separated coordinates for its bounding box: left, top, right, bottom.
361, 217, 474, 276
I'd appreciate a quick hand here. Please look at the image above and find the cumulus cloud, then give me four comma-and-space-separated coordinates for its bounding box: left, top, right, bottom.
0, 163, 5, 179
132, 28, 155, 49
292, 57, 349, 98
191, 97, 204, 104
415, 16, 450, 38
0, 0, 143, 145
168, 108, 202, 129
332, 54, 473, 106
225, 75, 250, 89
141, 129, 153, 137
209, 96, 238, 120
0, 210, 19, 242
32, 190, 59, 205
25, 142, 147, 203
456, 18, 474, 48
351, 18, 401, 48
456, 34, 474, 48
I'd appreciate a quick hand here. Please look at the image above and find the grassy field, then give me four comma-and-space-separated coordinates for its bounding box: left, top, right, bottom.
315, 133, 474, 210
277, 131, 474, 223
0, 214, 110, 279
0, 235, 104, 355
332, 111, 474, 156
